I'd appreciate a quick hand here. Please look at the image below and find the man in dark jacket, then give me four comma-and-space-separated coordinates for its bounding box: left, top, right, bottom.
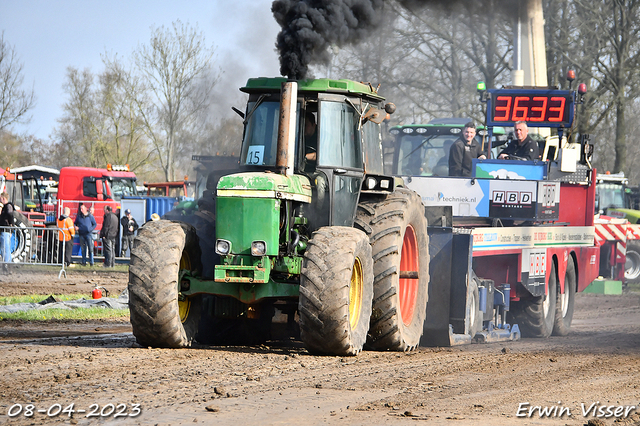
74, 203, 97, 266
498, 121, 540, 160
100, 205, 118, 267
120, 209, 139, 257
448, 122, 486, 177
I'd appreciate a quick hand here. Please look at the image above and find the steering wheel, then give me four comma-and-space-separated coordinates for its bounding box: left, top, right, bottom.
505, 154, 528, 161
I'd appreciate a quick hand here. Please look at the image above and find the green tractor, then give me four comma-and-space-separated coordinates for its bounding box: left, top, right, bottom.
128, 78, 429, 355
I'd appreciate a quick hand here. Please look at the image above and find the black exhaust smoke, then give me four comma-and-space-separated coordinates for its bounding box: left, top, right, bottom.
272, 0, 520, 80
272, 0, 384, 80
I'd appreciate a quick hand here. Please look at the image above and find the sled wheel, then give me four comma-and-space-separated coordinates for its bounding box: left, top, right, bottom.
509, 260, 557, 338
465, 274, 482, 338
553, 256, 576, 336
625, 240, 640, 283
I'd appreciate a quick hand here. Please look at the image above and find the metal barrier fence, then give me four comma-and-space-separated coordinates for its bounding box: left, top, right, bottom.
0, 225, 66, 278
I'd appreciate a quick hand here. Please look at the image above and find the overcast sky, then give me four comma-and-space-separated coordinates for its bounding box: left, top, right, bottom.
1, 0, 281, 140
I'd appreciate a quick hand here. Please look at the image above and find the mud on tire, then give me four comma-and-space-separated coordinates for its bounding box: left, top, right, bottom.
355, 187, 429, 351
128, 220, 202, 348
299, 226, 373, 356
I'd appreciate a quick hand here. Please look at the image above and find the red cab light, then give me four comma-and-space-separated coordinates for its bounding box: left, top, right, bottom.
578, 83, 587, 95
567, 69, 576, 81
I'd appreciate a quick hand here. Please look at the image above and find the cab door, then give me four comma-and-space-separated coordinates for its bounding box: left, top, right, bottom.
317, 99, 363, 227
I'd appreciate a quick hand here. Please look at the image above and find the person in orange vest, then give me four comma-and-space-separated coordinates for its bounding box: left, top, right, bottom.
57, 206, 75, 267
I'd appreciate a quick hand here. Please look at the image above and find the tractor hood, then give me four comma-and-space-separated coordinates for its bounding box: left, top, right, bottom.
217, 172, 312, 203
606, 208, 640, 224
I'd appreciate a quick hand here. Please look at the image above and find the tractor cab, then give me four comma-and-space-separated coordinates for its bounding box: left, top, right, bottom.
234, 78, 395, 228
390, 120, 508, 177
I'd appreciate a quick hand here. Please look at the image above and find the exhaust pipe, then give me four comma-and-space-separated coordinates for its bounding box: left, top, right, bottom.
276, 81, 298, 176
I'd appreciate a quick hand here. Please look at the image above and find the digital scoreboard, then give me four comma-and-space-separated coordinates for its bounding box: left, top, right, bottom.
486, 89, 575, 128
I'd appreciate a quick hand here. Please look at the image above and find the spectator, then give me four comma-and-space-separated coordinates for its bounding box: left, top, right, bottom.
74, 203, 97, 266
498, 121, 540, 160
448, 122, 486, 177
100, 205, 118, 267
120, 209, 139, 257
0, 192, 14, 270
57, 206, 75, 267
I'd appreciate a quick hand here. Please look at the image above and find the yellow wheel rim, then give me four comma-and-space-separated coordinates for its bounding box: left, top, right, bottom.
349, 257, 364, 330
178, 298, 191, 323
180, 251, 191, 271
178, 249, 192, 323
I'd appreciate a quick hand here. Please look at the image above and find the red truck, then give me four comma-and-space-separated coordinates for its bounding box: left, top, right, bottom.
54, 165, 138, 230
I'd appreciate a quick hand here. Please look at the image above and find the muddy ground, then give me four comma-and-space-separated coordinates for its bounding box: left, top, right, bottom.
0, 268, 639, 426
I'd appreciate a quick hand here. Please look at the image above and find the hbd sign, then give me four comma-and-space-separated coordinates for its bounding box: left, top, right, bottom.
492, 191, 533, 205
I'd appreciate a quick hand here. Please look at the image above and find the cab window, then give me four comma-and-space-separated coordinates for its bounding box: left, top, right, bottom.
318, 101, 362, 169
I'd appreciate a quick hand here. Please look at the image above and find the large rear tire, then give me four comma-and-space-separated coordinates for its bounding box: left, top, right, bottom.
553, 256, 576, 336
355, 188, 429, 351
625, 240, 640, 284
299, 227, 373, 356
128, 220, 202, 348
509, 260, 557, 338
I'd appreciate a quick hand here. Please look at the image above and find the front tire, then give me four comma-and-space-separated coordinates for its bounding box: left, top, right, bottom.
553, 256, 576, 336
355, 188, 429, 351
128, 220, 202, 348
509, 260, 557, 338
299, 227, 374, 356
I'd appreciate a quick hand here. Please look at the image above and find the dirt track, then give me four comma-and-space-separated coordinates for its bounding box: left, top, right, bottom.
0, 269, 639, 425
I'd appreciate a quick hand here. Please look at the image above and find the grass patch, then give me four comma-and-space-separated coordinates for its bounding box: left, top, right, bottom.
0, 293, 129, 321
0, 294, 87, 305
0, 307, 129, 321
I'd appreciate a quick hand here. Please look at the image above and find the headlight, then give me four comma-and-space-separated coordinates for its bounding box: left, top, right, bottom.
216, 239, 231, 255
366, 177, 377, 190
251, 241, 267, 256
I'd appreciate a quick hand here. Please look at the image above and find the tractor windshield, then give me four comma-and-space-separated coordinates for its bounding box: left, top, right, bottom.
596, 183, 627, 212
392, 126, 505, 176
395, 133, 456, 177
241, 100, 300, 167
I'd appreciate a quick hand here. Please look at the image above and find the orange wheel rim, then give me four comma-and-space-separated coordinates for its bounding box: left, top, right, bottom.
399, 225, 419, 326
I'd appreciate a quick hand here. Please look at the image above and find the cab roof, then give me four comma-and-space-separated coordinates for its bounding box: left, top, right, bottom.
241, 77, 386, 101
389, 123, 506, 135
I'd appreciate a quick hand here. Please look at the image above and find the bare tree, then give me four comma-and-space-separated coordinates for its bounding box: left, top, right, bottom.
56, 67, 100, 166
0, 32, 36, 131
545, 0, 640, 174
324, 2, 512, 126
99, 55, 156, 174
134, 21, 220, 181
0, 130, 30, 167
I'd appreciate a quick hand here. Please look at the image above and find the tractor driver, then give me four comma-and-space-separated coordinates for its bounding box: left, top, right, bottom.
304, 111, 318, 170
303, 111, 327, 211
448, 122, 486, 177
498, 121, 540, 160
